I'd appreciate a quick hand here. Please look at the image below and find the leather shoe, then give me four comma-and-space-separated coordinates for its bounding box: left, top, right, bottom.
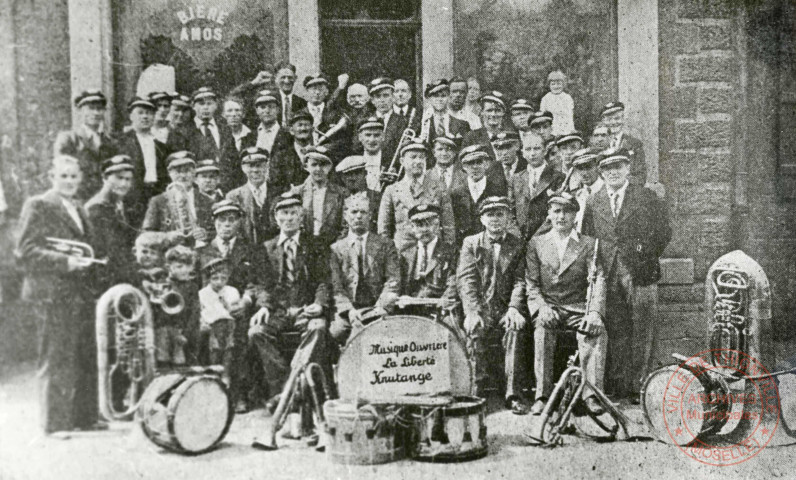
530, 398, 547, 416
583, 396, 606, 416
507, 398, 529, 416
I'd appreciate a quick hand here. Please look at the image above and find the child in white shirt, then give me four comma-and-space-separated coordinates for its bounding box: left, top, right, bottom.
540, 70, 575, 136
199, 258, 247, 373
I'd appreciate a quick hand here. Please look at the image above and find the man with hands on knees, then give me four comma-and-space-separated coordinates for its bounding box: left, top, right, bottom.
456, 196, 530, 415
247, 194, 334, 413
526, 191, 608, 416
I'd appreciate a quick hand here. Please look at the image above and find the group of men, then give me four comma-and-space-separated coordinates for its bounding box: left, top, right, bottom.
17, 61, 670, 437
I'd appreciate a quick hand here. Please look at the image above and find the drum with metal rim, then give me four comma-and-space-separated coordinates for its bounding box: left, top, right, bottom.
409, 395, 488, 462
138, 373, 233, 454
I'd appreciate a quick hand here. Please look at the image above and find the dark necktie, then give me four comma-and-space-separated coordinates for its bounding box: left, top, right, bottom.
201, 118, 210, 137
283, 95, 291, 125
284, 238, 296, 283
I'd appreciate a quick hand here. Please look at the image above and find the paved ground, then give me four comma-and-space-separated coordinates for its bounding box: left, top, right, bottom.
1, 362, 793, 480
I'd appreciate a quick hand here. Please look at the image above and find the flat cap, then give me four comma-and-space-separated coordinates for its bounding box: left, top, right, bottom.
600, 101, 625, 117
239, 146, 269, 164
459, 144, 490, 163
479, 91, 506, 109
212, 199, 243, 217
101, 155, 134, 175
369, 77, 395, 95
195, 159, 221, 174
336, 155, 366, 173
478, 196, 511, 215
529, 110, 554, 127
303, 74, 329, 89
74, 90, 107, 108
127, 97, 155, 111
424, 79, 450, 97
192, 87, 217, 102
547, 191, 580, 211
408, 203, 441, 221
166, 150, 196, 169
510, 99, 534, 112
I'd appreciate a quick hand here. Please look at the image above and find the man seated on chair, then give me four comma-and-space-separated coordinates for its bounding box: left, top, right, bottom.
526, 191, 608, 416
329, 192, 400, 345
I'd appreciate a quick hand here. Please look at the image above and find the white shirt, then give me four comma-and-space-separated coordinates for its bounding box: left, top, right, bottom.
432, 113, 450, 136
415, 236, 438, 278
60, 197, 83, 233
394, 104, 409, 116
553, 229, 580, 264
247, 181, 268, 207
152, 125, 170, 144
199, 284, 241, 327
527, 162, 547, 192
195, 117, 220, 148
575, 178, 604, 231
310, 184, 327, 235
376, 111, 392, 131
540, 91, 575, 136
215, 236, 236, 258
363, 151, 383, 191
607, 180, 629, 217
467, 176, 487, 203
307, 102, 325, 127
136, 132, 158, 184
278, 231, 300, 249
231, 124, 251, 151
450, 107, 482, 130
436, 165, 455, 189
256, 122, 280, 152
346, 230, 369, 265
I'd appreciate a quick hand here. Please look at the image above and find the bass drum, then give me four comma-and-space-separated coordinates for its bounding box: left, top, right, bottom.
138, 373, 233, 454
641, 365, 730, 445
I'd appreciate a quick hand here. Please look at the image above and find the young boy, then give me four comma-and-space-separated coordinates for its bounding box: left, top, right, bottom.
539, 70, 575, 136
199, 258, 246, 380
159, 244, 201, 367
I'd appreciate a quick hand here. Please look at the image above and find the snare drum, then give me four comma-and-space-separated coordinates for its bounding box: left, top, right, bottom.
641, 365, 730, 445
323, 399, 410, 465
138, 373, 233, 454
410, 396, 488, 462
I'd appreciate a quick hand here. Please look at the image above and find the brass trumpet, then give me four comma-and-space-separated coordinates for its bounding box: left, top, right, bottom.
45, 237, 107, 265
139, 267, 185, 316
314, 113, 351, 146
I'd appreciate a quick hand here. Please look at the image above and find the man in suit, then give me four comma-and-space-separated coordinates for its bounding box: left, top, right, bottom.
229, 67, 276, 130
457, 197, 529, 413
600, 101, 647, 186
461, 91, 509, 161
427, 134, 466, 193
529, 111, 555, 144
556, 132, 585, 177
570, 148, 604, 232
16, 155, 103, 435
253, 89, 293, 155
226, 147, 280, 245
117, 97, 170, 228
335, 156, 380, 233
510, 99, 534, 145
222, 97, 255, 153
344, 83, 375, 154
353, 116, 388, 194
581, 150, 671, 399
85, 155, 138, 289
508, 132, 565, 240
53, 90, 118, 202
492, 131, 527, 185
369, 77, 410, 168
379, 140, 456, 250
423, 79, 471, 152
247, 195, 334, 411
195, 159, 225, 203
392, 79, 415, 118
295, 146, 348, 247
329, 192, 401, 345
526, 192, 608, 415
305, 74, 351, 160
449, 144, 508, 243
142, 151, 214, 245
274, 61, 308, 126
449, 77, 482, 130
181, 87, 242, 192
269, 110, 312, 195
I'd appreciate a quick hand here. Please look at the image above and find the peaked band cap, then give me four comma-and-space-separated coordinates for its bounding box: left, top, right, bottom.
479, 91, 506, 109
408, 203, 441, 220
529, 111, 554, 126
240, 146, 269, 164
212, 199, 243, 217
75, 90, 107, 107
369, 77, 395, 95
192, 87, 217, 102
127, 97, 155, 111
510, 99, 534, 111
600, 101, 625, 117
424, 79, 450, 97
358, 116, 384, 132
459, 144, 490, 163
166, 150, 197, 169
101, 155, 134, 175
336, 155, 366, 173
195, 159, 221, 173
478, 196, 511, 215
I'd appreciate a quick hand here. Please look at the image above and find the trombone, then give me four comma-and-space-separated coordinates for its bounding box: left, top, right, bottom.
380, 107, 417, 191
45, 237, 107, 265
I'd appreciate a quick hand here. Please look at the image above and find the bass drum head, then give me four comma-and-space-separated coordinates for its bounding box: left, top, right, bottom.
169, 376, 233, 454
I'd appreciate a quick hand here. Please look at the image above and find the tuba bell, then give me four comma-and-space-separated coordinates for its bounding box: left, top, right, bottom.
96, 284, 156, 421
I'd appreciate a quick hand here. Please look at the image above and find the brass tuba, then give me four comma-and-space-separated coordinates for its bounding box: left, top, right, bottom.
96, 284, 156, 421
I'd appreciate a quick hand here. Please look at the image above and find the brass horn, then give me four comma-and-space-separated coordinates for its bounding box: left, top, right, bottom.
314, 113, 351, 146
380, 107, 418, 191
96, 284, 156, 421
45, 237, 108, 265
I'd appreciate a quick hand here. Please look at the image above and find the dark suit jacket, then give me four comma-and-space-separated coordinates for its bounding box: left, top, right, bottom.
525, 229, 607, 318
399, 239, 458, 302
461, 128, 498, 161
507, 164, 565, 240
258, 232, 331, 319
53, 128, 118, 202
269, 139, 308, 193
428, 163, 468, 194
449, 175, 508, 243
116, 130, 171, 228
380, 112, 410, 170
581, 183, 671, 287
141, 184, 215, 237
85, 189, 138, 288
330, 232, 401, 313
179, 117, 243, 192
456, 231, 526, 323
297, 179, 348, 247
616, 132, 648, 186
425, 114, 472, 156
197, 235, 259, 293
16, 190, 99, 301
280, 92, 307, 125
225, 183, 280, 245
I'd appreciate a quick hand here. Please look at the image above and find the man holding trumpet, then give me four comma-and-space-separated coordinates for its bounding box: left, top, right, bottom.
16, 155, 105, 436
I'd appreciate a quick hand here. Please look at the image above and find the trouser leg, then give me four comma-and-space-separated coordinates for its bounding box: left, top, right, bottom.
631, 283, 658, 393
72, 299, 99, 428
37, 303, 79, 433
503, 324, 531, 400
248, 321, 289, 398
577, 329, 608, 395
533, 321, 558, 401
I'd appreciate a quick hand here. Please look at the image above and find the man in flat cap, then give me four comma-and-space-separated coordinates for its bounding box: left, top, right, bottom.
424, 79, 471, 150
329, 192, 401, 345
461, 90, 509, 161
427, 134, 467, 193
526, 191, 608, 416
379, 140, 456, 251
492, 130, 527, 185
54, 90, 118, 201
117, 97, 170, 227
253, 89, 292, 155
556, 131, 585, 176
226, 147, 279, 245
600, 101, 647, 186
507, 131, 565, 241
142, 151, 214, 244
457, 196, 530, 414
269, 110, 313, 194
335, 155, 380, 233
86, 155, 138, 289
195, 159, 224, 203
294, 146, 348, 247
581, 149, 670, 401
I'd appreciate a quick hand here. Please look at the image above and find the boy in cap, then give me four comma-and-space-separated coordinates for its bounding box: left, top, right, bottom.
456, 196, 531, 414
526, 191, 608, 416
599, 101, 647, 185
540, 70, 575, 135
379, 140, 456, 251
86, 155, 138, 288
424, 79, 471, 148
461, 90, 509, 161
335, 155, 380, 233
160, 244, 201, 366
294, 146, 348, 247
54, 90, 118, 201
199, 258, 247, 378
581, 149, 670, 400
226, 147, 279, 244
